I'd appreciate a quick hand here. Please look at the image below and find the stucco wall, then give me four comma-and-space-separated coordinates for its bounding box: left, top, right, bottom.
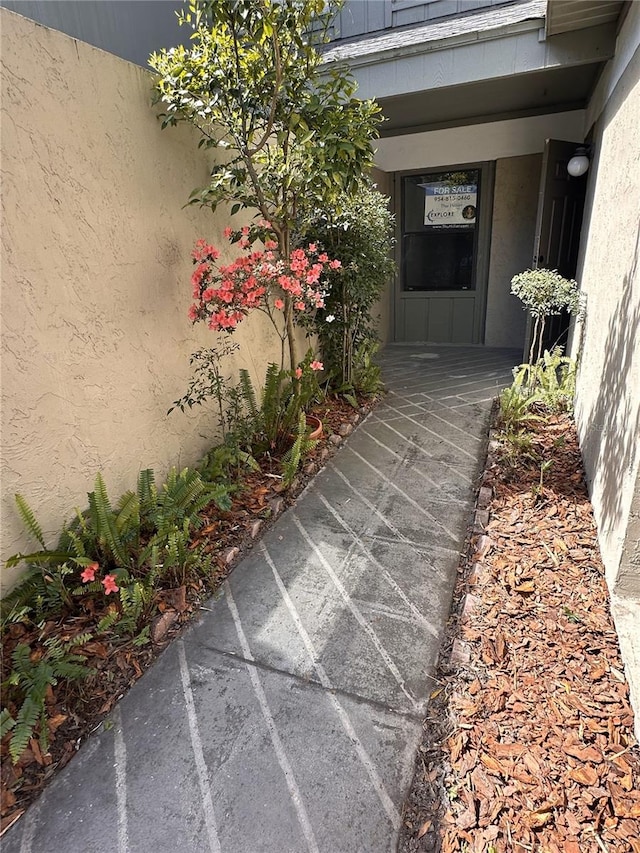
0, 9, 284, 590
572, 25, 640, 597
484, 154, 540, 348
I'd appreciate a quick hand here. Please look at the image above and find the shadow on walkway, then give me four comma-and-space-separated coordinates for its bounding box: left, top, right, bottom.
5, 345, 519, 853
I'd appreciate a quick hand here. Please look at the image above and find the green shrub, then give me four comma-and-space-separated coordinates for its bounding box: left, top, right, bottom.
302, 182, 395, 391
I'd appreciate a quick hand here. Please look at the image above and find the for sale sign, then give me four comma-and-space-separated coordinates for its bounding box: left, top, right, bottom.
421, 183, 477, 227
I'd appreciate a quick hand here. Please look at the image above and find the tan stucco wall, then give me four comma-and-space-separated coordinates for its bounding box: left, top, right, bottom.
0, 9, 284, 590
571, 8, 640, 735
572, 35, 640, 595
485, 154, 540, 349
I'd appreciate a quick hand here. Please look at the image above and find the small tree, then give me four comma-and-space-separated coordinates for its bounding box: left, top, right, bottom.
150, 0, 382, 372
301, 182, 395, 389
510, 268, 584, 367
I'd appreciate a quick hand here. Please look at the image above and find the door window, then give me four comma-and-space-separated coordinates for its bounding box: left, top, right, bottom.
402, 169, 480, 292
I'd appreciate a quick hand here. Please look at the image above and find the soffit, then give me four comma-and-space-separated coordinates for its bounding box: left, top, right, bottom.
546, 0, 625, 36
378, 62, 600, 134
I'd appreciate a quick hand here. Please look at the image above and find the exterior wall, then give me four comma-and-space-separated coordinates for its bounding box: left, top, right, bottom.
484, 154, 540, 348
0, 9, 283, 590
572, 16, 640, 596
373, 109, 584, 172
0, 1, 185, 67
570, 5, 640, 735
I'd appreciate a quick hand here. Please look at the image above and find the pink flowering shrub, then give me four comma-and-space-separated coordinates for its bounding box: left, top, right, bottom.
188, 231, 341, 341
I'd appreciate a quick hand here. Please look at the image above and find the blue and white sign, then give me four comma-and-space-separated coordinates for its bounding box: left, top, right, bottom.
421, 183, 477, 227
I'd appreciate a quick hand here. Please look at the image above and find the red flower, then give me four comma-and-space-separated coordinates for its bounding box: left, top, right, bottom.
102, 574, 119, 595
80, 563, 99, 583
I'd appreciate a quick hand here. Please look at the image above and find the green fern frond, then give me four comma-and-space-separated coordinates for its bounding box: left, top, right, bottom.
238, 368, 259, 418
137, 469, 156, 514
116, 490, 140, 534
91, 474, 129, 568
97, 611, 121, 633
14, 495, 46, 548
0, 571, 47, 620
0, 708, 15, 739
10, 696, 40, 763
281, 412, 317, 488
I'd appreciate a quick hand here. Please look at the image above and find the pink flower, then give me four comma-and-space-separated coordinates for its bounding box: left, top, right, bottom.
102, 574, 119, 595
295, 367, 303, 379
329, 259, 342, 270
81, 563, 99, 583
274, 298, 284, 310
310, 360, 324, 371
223, 226, 233, 239
318, 253, 329, 263
308, 243, 317, 252
295, 301, 305, 311
241, 226, 250, 236
188, 304, 199, 321
264, 239, 278, 250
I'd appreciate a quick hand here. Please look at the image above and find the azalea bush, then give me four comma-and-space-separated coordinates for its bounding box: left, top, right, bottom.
188, 229, 340, 371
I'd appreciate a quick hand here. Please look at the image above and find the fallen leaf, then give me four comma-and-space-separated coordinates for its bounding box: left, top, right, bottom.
417, 819, 431, 838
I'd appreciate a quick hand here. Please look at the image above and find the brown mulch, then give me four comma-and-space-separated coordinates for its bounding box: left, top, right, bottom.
400, 411, 640, 853
0, 393, 374, 836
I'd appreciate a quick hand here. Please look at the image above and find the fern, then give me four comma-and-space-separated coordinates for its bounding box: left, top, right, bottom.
115, 490, 141, 536
14, 494, 46, 548
238, 368, 259, 419
10, 697, 40, 763
4, 636, 93, 764
136, 468, 157, 515
90, 474, 130, 568
0, 708, 15, 739
281, 412, 317, 488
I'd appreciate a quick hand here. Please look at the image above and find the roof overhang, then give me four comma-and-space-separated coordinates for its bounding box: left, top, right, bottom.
546, 0, 625, 36
323, 0, 620, 132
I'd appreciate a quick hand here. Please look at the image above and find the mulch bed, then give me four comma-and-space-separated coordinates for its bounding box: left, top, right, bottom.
400, 411, 640, 852
0, 393, 373, 836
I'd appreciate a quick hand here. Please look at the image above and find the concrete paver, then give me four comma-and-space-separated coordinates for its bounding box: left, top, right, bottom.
5, 345, 518, 853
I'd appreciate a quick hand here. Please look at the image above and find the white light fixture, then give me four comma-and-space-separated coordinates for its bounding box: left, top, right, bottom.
567, 146, 590, 177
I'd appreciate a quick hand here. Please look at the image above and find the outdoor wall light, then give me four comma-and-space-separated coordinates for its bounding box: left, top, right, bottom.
567, 146, 591, 177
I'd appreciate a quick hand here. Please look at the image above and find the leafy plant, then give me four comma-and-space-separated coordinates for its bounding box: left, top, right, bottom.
512, 347, 577, 411
2, 633, 93, 763
150, 0, 381, 371
4, 468, 225, 626
510, 268, 584, 366
168, 341, 240, 435
236, 357, 324, 454
301, 183, 395, 389
281, 411, 318, 488
497, 385, 543, 433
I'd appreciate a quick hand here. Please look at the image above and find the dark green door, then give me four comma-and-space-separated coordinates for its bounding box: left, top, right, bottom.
395, 164, 493, 343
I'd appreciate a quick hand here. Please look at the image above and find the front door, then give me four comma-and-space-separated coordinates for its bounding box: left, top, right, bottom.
529, 138, 587, 353
394, 163, 493, 343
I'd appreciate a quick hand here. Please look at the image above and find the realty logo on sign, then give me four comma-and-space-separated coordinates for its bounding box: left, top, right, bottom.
420, 183, 477, 227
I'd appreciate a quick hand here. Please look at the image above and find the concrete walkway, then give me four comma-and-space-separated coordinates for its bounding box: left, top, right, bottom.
6, 345, 518, 853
